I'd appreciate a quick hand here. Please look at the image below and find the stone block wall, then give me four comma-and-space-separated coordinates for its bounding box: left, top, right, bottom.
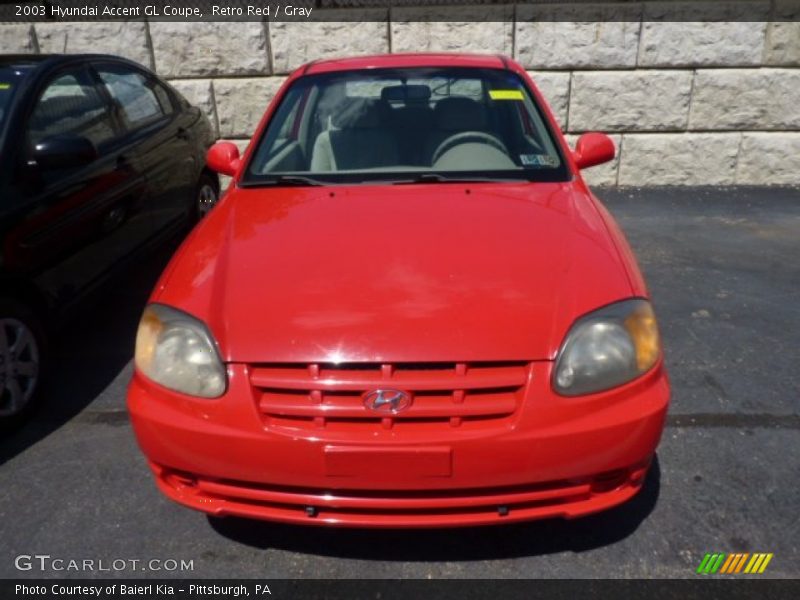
1, 3, 799, 187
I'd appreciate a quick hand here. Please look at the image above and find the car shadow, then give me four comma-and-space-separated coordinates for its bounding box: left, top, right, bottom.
0, 239, 178, 465
208, 456, 661, 560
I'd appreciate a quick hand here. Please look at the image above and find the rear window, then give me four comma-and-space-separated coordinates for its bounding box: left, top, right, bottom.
97, 67, 167, 129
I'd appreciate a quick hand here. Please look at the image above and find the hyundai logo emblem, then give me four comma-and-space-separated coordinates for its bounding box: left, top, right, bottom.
363, 389, 413, 413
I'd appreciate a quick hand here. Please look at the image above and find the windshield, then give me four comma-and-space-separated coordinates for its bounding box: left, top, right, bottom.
243, 67, 569, 185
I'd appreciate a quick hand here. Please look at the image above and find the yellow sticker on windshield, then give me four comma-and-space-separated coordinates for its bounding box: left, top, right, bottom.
0, 83, 10, 90
489, 89, 523, 100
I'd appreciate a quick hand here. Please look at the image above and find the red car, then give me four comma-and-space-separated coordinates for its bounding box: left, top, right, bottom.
127, 54, 670, 528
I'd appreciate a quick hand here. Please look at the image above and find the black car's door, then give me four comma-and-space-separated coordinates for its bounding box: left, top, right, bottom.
93, 62, 196, 233
3, 65, 152, 308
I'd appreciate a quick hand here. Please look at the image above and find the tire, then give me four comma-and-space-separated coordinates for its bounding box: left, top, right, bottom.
194, 173, 220, 221
0, 298, 47, 431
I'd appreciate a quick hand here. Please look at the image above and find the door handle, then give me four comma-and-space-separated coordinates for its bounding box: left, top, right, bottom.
176, 127, 190, 140
116, 154, 132, 170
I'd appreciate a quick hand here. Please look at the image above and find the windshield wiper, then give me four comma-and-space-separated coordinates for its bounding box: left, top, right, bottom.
389, 173, 527, 185
252, 175, 326, 187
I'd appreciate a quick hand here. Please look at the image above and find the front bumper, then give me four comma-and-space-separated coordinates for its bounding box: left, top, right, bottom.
127, 361, 669, 528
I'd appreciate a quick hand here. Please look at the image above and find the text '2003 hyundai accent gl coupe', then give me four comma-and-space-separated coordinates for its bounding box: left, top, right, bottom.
127, 54, 670, 528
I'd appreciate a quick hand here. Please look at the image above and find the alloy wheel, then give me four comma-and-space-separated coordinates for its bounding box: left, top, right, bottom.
0, 318, 40, 417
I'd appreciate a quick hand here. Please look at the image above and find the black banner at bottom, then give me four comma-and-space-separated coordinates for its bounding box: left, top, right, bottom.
3, 579, 800, 600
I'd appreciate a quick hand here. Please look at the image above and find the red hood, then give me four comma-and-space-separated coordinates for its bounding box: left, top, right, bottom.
154, 182, 635, 363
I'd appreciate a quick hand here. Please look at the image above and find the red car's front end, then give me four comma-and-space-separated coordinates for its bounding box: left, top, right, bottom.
127, 54, 670, 528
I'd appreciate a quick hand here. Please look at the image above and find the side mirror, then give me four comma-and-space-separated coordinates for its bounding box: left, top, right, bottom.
573, 132, 615, 170
32, 134, 97, 170
207, 142, 241, 177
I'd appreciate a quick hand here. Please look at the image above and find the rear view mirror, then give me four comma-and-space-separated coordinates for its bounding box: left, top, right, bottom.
207, 142, 241, 177
32, 134, 97, 170
573, 132, 615, 170
381, 84, 432, 103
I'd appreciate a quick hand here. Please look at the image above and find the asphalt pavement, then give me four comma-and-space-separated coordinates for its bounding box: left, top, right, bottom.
1, 186, 798, 579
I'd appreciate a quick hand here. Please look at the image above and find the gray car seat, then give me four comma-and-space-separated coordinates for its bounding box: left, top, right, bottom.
310, 98, 399, 171
381, 85, 434, 165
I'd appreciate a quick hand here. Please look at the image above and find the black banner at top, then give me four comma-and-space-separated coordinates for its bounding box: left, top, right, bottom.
0, 0, 798, 22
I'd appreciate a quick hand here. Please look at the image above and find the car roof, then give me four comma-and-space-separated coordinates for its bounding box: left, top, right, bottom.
0, 53, 145, 69
0, 54, 50, 68
302, 53, 509, 75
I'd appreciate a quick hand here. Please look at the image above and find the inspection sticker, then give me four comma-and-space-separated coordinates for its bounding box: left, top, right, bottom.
489, 89, 523, 100
520, 154, 558, 167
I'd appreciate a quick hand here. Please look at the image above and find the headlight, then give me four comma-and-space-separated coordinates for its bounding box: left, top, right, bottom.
134, 304, 226, 398
553, 299, 661, 396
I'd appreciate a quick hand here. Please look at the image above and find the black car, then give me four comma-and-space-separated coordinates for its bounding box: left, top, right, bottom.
0, 54, 218, 427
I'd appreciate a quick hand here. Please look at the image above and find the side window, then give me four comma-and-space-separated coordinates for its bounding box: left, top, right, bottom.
248, 86, 304, 173
276, 98, 301, 141
152, 82, 175, 115
28, 69, 116, 149
97, 66, 165, 130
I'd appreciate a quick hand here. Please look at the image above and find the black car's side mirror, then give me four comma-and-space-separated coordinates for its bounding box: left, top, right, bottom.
31, 134, 98, 170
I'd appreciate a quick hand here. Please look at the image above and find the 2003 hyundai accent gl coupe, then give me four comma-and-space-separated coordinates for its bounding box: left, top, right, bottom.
127, 53, 670, 528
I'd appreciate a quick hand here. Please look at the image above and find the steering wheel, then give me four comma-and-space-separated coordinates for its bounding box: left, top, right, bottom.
431, 131, 510, 165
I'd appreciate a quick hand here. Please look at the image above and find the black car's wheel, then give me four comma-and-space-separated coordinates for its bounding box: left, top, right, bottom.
0, 298, 46, 429
194, 173, 220, 220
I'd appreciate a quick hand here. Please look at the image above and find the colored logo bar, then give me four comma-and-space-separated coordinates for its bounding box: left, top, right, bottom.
697, 553, 773, 574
